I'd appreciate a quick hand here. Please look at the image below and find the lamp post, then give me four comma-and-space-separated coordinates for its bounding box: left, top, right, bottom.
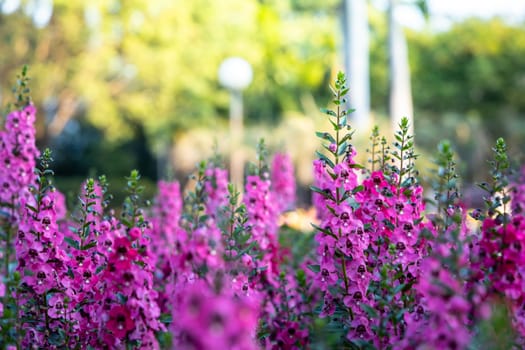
218, 57, 253, 190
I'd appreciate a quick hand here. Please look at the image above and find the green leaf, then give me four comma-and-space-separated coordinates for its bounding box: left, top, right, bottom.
351, 339, 376, 349
327, 169, 337, 180
235, 241, 258, 258
307, 264, 320, 273
392, 283, 405, 295
134, 260, 146, 268
349, 163, 365, 170
47, 329, 66, 346
116, 292, 128, 304
311, 223, 337, 239
236, 233, 251, 245
316, 150, 335, 169
64, 237, 80, 250
95, 264, 105, 274
121, 218, 133, 227
352, 185, 364, 194
25, 204, 38, 213
337, 141, 348, 156
360, 303, 379, 319
339, 114, 347, 128
296, 268, 306, 288
310, 185, 334, 201
315, 131, 336, 144
347, 197, 360, 211
160, 313, 173, 324
326, 204, 338, 217
320, 108, 337, 117
340, 190, 352, 202
82, 240, 98, 250
340, 133, 353, 144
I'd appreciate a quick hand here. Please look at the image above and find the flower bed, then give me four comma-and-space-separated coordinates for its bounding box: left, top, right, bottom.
1, 71, 524, 349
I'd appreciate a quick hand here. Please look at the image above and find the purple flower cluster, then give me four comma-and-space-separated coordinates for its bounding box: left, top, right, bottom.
0, 104, 39, 215
16, 183, 72, 347
172, 279, 260, 349
3, 72, 525, 349
271, 152, 296, 214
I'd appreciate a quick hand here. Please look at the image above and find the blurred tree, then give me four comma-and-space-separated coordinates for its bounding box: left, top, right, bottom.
408, 18, 525, 182
0, 0, 336, 144
410, 19, 525, 123
1, 1, 523, 186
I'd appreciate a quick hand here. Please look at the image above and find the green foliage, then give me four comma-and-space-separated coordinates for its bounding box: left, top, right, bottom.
70, 176, 108, 250
477, 138, 511, 218
409, 19, 525, 167
366, 125, 380, 172
12, 65, 31, 109
252, 138, 269, 177
121, 170, 148, 229
430, 140, 460, 229
182, 161, 209, 233
390, 117, 418, 191
313, 72, 358, 212
316, 71, 355, 170
410, 19, 525, 118
31, 149, 56, 212
1, 3, 524, 189
365, 263, 409, 350
219, 184, 254, 262
471, 302, 519, 350
0, 0, 335, 143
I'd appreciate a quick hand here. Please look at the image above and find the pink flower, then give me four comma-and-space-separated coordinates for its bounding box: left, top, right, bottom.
347, 316, 373, 341
110, 237, 137, 263
204, 167, 229, 217
334, 162, 357, 192
47, 294, 67, 319
271, 153, 296, 213
275, 321, 308, 348
129, 227, 141, 240
242, 253, 253, 268
172, 280, 259, 350
107, 305, 135, 338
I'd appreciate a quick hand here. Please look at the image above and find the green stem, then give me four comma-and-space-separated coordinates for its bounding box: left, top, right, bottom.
381, 145, 384, 171
335, 91, 341, 166
371, 139, 376, 172
397, 136, 405, 193
228, 203, 235, 260
43, 291, 50, 343
341, 255, 349, 293
15, 288, 21, 350
5, 224, 11, 279
499, 188, 508, 272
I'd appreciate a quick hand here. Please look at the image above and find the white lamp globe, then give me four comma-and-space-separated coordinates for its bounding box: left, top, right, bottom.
218, 57, 253, 91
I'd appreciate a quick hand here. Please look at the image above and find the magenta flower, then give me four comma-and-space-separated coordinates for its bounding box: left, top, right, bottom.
107, 305, 135, 339
0, 104, 39, 215
271, 152, 296, 213
244, 174, 279, 254
172, 280, 259, 350
275, 321, 308, 348
204, 167, 229, 218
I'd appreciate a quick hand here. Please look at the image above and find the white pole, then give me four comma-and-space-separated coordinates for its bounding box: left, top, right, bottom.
230, 89, 244, 190
388, 0, 414, 136
344, 0, 370, 132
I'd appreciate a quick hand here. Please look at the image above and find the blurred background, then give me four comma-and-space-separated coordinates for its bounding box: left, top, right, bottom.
0, 0, 524, 205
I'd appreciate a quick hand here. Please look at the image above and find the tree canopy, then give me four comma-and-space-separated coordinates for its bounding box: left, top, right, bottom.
0, 0, 336, 144
0, 1, 523, 184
